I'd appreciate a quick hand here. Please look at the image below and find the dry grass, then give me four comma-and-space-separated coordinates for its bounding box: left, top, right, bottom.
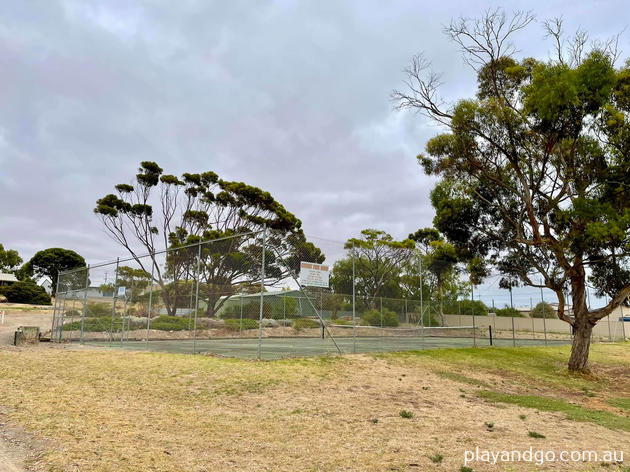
0, 343, 628, 471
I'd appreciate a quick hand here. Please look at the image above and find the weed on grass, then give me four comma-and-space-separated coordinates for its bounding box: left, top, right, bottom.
428, 453, 443, 464
528, 431, 546, 439
399, 410, 414, 419
484, 421, 494, 430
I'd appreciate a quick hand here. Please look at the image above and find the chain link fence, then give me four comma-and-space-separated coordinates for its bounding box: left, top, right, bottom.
50, 230, 627, 359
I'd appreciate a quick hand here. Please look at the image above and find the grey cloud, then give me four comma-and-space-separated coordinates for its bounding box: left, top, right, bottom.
0, 0, 628, 266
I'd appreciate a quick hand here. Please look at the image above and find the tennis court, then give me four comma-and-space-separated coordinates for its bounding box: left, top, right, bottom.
88, 335, 571, 360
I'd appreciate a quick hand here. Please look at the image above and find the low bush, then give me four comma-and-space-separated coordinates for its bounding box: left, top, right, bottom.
494, 306, 524, 318
0, 281, 51, 305
224, 318, 259, 331
292, 318, 320, 332
443, 299, 488, 316
360, 308, 399, 327
530, 301, 558, 319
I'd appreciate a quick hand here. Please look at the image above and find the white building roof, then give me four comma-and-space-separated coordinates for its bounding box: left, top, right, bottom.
0, 273, 18, 283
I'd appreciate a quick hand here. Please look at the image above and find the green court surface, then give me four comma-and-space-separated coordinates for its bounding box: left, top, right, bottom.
88, 336, 571, 360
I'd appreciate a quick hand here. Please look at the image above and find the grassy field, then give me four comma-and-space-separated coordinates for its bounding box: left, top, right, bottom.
0, 343, 628, 471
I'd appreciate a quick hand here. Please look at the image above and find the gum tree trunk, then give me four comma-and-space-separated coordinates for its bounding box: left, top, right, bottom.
567, 314, 593, 372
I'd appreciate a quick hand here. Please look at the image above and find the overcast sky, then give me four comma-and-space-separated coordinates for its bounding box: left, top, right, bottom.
1, 0, 628, 287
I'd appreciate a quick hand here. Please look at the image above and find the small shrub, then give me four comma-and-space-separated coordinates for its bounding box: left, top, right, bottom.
530, 301, 558, 319
360, 308, 399, 327
224, 318, 258, 331
484, 421, 494, 430
444, 299, 488, 316
220, 300, 271, 320
528, 431, 546, 439
494, 306, 523, 317
519, 414, 526, 420
292, 318, 320, 332
370, 418, 379, 424
428, 453, 443, 464
0, 281, 51, 305
399, 410, 414, 419
460, 467, 474, 472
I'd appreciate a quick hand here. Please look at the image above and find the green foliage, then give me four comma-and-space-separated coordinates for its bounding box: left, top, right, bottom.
399, 410, 414, 419
397, 11, 630, 369
331, 229, 414, 301
224, 318, 258, 331
26, 248, 85, 293
530, 302, 558, 319
291, 318, 320, 331
428, 453, 443, 464
221, 300, 271, 320
443, 299, 487, 316
95, 161, 323, 318
528, 431, 546, 439
270, 295, 299, 319
0, 243, 22, 273
0, 280, 51, 305
494, 306, 524, 318
360, 308, 399, 327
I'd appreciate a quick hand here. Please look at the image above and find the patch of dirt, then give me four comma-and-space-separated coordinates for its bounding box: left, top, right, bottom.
0, 408, 47, 472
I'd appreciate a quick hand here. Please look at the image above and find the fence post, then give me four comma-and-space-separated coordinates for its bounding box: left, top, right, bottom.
622, 303, 627, 342
510, 286, 516, 347
352, 243, 356, 354
257, 226, 267, 360
471, 285, 476, 347
59, 293, 67, 342
193, 241, 202, 354
380, 297, 383, 329
109, 258, 120, 345
530, 297, 535, 340
79, 265, 90, 343
418, 255, 424, 349
240, 292, 244, 335
51, 271, 62, 341
540, 284, 548, 346
145, 261, 155, 350
120, 293, 128, 347
405, 298, 408, 324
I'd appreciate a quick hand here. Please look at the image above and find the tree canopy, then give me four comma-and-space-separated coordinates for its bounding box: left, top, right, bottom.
395, 10, 630, 371
23, 248, 86, 294
95, 162, 322, 316
0, 243, 22, 274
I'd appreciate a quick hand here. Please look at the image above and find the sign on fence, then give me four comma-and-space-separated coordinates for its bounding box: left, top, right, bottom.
117, 286, 126, 297
299, 262, 329, 288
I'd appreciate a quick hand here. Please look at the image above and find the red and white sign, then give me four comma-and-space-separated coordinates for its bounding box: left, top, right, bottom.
299, 262, 329, 288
